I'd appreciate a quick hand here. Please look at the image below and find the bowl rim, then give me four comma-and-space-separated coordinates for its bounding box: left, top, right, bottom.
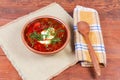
21, 15, 70, 55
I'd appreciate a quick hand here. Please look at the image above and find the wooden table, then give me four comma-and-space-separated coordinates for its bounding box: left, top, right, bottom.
0, 0, 120, 80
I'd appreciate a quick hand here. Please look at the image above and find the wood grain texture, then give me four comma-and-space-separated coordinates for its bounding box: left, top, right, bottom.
0, 0, 120, 80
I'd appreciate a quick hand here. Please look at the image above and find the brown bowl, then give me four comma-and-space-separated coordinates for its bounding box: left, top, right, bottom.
21, 15, 70, 55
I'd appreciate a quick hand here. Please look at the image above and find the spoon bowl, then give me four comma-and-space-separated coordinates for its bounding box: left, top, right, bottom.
77, 21, 90, 36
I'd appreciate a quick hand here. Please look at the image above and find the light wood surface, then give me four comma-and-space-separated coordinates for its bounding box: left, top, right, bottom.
0, 0, 120, 80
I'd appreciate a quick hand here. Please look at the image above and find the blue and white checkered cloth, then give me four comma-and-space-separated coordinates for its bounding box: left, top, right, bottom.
73, 6, 106, 67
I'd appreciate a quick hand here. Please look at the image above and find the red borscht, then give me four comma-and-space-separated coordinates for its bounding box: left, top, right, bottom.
23, 17, 68, 53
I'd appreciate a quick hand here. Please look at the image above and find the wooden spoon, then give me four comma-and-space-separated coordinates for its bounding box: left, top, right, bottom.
77, 21, 101, 76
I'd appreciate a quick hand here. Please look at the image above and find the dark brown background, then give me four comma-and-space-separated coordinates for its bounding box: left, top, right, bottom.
0, 0, 120, 80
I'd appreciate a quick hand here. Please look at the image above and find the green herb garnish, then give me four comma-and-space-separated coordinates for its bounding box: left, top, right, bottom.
51, 37, 61, 44
57, 29, 65, 32
29, 27, 64, 46
30, 32, 43, 41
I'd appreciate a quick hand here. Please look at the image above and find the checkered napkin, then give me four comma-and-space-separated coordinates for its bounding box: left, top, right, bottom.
73, 6, 106, 67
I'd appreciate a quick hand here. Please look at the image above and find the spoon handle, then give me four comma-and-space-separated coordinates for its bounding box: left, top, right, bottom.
84, 35, 101, 76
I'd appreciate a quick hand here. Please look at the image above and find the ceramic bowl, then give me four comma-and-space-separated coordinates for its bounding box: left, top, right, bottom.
21, 15, 70, 55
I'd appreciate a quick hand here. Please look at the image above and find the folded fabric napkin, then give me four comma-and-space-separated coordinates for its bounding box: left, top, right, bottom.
0, 3, 77, 80
73, 6, 106, 67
